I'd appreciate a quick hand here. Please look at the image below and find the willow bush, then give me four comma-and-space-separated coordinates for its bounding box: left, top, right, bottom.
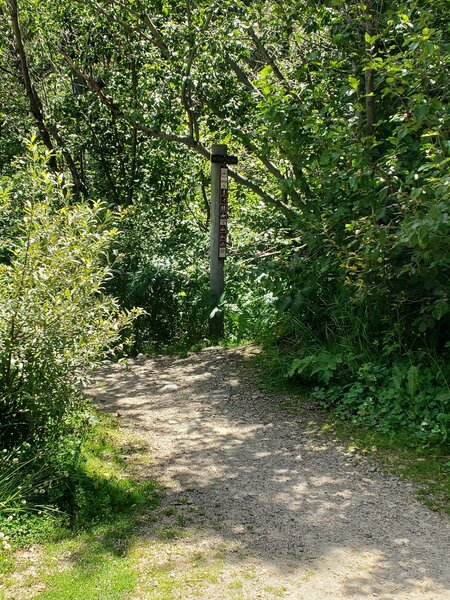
0, 143, 135, 521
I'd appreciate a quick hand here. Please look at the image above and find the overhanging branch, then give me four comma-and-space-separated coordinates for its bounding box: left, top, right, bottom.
228, 169, 295, 217
61, 51, 297, 217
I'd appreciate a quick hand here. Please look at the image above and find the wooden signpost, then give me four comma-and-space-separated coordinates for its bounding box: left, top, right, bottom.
209, 143, 238, 339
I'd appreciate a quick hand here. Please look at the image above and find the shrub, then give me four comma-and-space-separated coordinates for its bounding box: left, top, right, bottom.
109, 198, 210, 352
0, 142, 132, 449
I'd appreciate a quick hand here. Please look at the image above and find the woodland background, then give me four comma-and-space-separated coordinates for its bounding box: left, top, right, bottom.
0, 0, 449, 532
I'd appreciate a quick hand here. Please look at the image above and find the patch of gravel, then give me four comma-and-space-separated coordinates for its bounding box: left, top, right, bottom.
88, 347, 450, 600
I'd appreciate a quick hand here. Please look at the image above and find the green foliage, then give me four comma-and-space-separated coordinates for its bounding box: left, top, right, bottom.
0, 0, 449, 451
288, 352, 450, 447
0, 142, 132, 448
109, 185, 211, 352
0, 414, 161, 551
288, 352, 343, 385
0, 446, 59, 519
220, 195, 286, 343
0, 144, 140, 547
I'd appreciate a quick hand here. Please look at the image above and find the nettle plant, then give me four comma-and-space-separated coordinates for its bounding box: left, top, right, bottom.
0, 141, 134, 449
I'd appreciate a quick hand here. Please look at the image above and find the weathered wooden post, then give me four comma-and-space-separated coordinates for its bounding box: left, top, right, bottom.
209, 144, 237, 340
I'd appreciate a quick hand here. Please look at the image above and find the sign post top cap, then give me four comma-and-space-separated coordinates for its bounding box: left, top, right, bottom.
211, 153, 238, 165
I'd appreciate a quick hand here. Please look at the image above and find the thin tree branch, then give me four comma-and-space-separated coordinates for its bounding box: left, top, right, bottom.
127, 57, 139, 205
107, 0, 170, 59
181, 1, 218, 141
226, 55, 262, 97
60, 50, 210, 157
61, 51, 298, 217
200, 172, 211, 228
228, 168, 294, 217
8, 0, 56, 168
224, 57, 310, 202
0, 64, 20, 78
365, 0, 377, 136
9, 0, 87, 196
248, 27, 287, 85
90, 0, 165, 57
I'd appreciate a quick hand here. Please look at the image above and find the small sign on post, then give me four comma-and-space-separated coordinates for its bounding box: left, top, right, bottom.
219, 167, 228, 259
211, 154, 239, 165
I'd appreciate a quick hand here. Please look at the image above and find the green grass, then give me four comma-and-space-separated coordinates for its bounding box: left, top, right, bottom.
134, 543, 225, 599
228, 578, 243, 590
34, 525, 138, 600
0, 415, 162, 599
264, 584, 287, 597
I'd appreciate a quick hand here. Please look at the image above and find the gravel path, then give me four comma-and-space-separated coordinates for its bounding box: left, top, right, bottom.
89, 347, 450, 600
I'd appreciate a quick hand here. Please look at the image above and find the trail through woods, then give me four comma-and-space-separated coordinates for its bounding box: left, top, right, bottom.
89, 347, 450, 599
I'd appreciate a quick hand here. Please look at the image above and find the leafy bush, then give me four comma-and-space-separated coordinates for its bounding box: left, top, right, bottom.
109, 197, 211, 352
0, 142, 136, 530
0, 142, 132, 448
288, 349, 450, 448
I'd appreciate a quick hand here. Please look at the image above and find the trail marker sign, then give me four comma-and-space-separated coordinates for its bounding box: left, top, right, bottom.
219, 167, 228, 259
211, 154, 238, 165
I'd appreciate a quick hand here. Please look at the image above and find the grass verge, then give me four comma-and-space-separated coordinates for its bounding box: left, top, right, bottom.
0, 414, 162, 599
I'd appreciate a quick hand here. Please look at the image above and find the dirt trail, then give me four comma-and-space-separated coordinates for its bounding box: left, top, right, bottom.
90, 347, 450, 600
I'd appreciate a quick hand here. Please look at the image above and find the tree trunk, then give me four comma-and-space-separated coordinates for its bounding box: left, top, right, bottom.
127, 59, 139, 205
365, 0, 377, 136
9, 0, 87, 196
8, 0, 57, 168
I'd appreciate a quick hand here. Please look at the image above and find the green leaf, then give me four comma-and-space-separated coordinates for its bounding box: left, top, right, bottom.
365, 33, 378, 45
407, 366, 419, 398
348, 75, 359, 90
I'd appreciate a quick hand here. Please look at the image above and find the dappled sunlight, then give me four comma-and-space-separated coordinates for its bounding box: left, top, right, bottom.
87, 348, 450, 599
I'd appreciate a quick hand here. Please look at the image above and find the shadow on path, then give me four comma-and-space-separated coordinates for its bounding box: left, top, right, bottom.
87, 348, 450, 599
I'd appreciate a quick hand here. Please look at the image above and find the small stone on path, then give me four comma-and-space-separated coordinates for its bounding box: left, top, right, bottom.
160, 383, 179, 392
